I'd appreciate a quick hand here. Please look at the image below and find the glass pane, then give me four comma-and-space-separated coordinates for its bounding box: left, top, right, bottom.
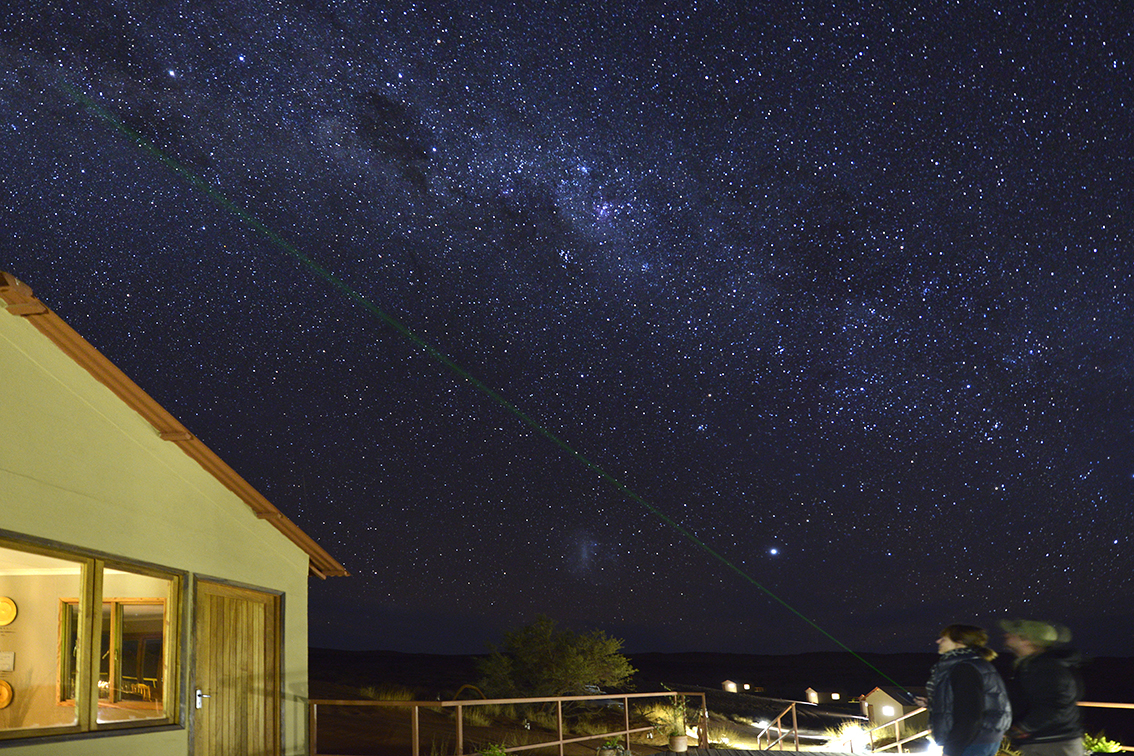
96, 569, 173, 723
0, 544, 83, 732
120, 604, 164, 701
59, 602, 80, 702
97, 603, 112, 700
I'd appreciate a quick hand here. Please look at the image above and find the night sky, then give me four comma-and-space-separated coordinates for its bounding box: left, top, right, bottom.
3, 2, 1132, 659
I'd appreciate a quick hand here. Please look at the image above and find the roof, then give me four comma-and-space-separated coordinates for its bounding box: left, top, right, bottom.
0, 271, 348, 578
863, 686, 925, 705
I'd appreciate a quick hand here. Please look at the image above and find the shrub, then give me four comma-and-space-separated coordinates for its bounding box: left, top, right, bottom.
1084, 732, 1124, 753
477, 616, 636, 698
823, 719, 921, 751
360, 684, 415, 700
463, 707, 495, 727
997, 736, 1023, 756
528, 709, 559, 731
823, 721, 870, 751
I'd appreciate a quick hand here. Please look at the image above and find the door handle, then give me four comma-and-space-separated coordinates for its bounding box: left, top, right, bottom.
196, 688, 211, 709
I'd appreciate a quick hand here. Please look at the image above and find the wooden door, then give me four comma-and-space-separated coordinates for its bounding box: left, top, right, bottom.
193, 580, 280, 756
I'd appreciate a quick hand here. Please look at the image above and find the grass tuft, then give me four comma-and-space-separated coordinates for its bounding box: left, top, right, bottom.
360, 684, 416, 701
464, 707, 495, 727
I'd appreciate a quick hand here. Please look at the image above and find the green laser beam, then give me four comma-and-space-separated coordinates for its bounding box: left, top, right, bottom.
62, 80, 913, 694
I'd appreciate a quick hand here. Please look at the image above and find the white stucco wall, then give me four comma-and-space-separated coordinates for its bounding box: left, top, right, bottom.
0, 306, 313, 755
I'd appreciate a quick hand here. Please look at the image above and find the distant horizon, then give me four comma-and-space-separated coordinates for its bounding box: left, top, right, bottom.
307, 594, 1134, 660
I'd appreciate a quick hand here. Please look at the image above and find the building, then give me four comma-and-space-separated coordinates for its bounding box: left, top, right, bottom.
860, 685, 929, 732
805, 687, 847, 704
0, 271, 347, 754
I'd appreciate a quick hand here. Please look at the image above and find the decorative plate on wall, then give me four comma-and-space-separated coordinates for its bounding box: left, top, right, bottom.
0, 680, 12, 709
0, 597, 15, 626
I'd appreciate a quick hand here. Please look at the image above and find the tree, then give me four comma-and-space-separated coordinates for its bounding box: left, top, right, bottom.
476, 616, 636, 698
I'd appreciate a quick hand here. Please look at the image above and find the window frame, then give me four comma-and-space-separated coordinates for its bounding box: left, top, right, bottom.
59, 596, 170, 712
0, 536, 183, 741
99, 597, 168, 709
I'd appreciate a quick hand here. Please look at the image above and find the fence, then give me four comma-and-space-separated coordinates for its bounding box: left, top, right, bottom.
754, 701, 800, 751
833, 701, 1134, 754
863, 708, 929, 753
1080, 702, 1134, 752
308, 690, 708, 756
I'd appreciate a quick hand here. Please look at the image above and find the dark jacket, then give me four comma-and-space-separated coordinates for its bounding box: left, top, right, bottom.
928, 648, 1012, 756
1006, 647, 1084, 744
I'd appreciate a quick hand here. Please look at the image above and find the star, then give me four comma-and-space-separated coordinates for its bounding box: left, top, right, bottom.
2, 0, 1130, 657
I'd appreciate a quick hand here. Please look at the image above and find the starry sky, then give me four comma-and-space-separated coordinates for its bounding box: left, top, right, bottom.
3, 2, 1132, 659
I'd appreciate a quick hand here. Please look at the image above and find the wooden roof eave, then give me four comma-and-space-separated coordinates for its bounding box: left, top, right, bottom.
0, 271, 348, 578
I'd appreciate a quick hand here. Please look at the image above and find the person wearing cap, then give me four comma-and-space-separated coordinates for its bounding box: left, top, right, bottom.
924, 624, 1012, 756
1000, 619, 1085, 756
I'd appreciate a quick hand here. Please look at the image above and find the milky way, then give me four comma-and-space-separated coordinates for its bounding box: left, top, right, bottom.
2, 2, 1132, 656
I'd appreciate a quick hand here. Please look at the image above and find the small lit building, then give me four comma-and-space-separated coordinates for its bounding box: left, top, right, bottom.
861, 686, 928, 732
805, 687, 848, 704
0, 272, 347, 754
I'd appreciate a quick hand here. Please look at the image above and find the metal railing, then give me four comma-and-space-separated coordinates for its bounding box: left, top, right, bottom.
823, 706, 929, 753
840, 701, 1134, 754
754, 701, 800, 751
1080, 702, 1134, 752
864, 708, 929, 753
308, 690, 708, 756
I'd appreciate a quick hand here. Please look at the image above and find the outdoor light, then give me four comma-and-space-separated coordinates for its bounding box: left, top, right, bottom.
743, 683, 750, 690
841, 724, 870, 753
831, 693, 840, 700
882, 705, 895, 717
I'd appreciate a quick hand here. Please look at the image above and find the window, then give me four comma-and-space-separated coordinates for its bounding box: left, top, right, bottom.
101, 600, 166, 710
61, 577, 173, 722
0, 544, 83, 735
0, 539, 180, 740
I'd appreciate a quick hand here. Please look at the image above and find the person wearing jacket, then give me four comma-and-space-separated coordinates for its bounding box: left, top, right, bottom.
1000, 619, 1084, 756
925, 624, 1013, 756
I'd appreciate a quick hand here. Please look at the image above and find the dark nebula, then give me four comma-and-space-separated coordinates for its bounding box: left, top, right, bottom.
2, 1, 1131, 657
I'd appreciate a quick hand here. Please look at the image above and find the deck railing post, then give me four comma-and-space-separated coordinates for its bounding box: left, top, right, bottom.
624, 696, 631, 749
698, 694, 708, 747
412, 704, 420, 756
792, 702, 799, 751
310, 702, 317, 756
456, 704, 464, 756
557, 700, 564, 756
